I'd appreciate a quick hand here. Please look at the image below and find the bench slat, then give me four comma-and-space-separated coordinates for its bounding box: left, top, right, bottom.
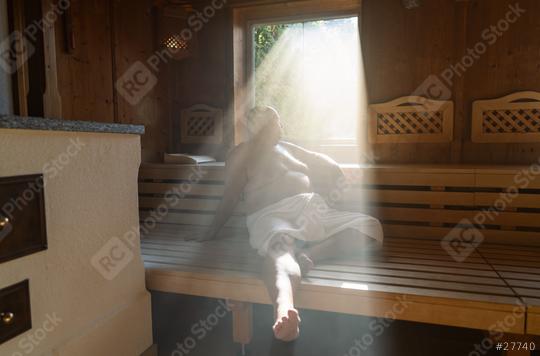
475, 192, 540, 209
478, 245, 540, 335
339, 188, 475, 206
139, 211, 246, 228
345, 170, 476, 187
139, 166, 225, 181
139, 182, 224, 196
335, 258, 500, 278
377, 207, 540, 227
476, 173, 540, 189
312, 263, 505, 286
306, 270, 514, 296
528, 312, 540, 335
139, 197, 248, 214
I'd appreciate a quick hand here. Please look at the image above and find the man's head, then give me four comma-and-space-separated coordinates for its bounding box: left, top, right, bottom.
247, 106, 283, 145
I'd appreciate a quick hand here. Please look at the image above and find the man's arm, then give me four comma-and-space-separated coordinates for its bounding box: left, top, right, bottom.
196, 145, 248, 241
281, 141, 346, 205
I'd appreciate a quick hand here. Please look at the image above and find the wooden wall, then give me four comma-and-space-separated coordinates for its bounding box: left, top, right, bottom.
168, 8, 234, 161
362, 0, 456, 164
53, 0, 170, 162
112, 0, 171, 163
0, 0, 12, 115
364, 0, 540, 164
52, 0, 540, 164
462, 0, 540, 164
55, 0, 114, 121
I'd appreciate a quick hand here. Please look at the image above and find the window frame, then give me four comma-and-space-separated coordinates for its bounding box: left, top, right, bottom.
233, 0, 363, 162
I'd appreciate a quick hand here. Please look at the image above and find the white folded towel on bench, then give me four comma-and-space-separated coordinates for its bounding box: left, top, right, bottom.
246, 192, 384, 257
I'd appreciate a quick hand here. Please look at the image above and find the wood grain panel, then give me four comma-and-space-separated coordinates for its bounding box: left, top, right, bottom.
476, 174, 540, 189
139, 182, 224, 196
361, 0, 456, 164
344, 188, 475, 206
55, 0, 114, 121
113, 0, 170, 162
139, 210, 246, 228
139, 164, 225, 181
528, 312, 540, 336
475, 193, 540, 209
357, 172, 475, 187
480, 243, 540, 336
462, 0, 540, 164
139, 197, 247, 214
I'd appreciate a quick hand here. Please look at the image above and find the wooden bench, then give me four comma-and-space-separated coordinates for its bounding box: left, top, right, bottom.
138, 163, 540, 352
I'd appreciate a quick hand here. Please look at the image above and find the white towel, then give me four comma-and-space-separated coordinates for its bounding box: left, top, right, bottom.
246, 193, 383, 256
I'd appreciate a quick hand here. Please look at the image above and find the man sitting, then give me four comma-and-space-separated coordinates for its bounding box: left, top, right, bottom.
199, 106, 383, 342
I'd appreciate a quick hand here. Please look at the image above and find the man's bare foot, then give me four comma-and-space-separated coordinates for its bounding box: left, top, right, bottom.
273, 308, 301, 341
296, 252, 314, 275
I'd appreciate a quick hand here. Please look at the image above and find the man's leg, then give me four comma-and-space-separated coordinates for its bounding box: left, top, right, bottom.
297, 228, 378, 273
261, 250, 302, 342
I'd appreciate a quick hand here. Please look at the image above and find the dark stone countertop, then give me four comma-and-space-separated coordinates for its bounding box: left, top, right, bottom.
0, 115, 145, 135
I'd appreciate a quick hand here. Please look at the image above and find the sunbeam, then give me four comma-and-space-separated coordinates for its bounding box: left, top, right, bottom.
252, 17, 363, 147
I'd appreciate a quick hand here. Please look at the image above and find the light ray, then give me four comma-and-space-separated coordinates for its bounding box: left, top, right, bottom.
252, 17, 363, 148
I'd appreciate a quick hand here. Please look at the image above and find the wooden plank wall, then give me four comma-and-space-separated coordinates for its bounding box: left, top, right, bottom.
112, 0, 171, 163
52, 0, 170, 162
362, 0, 456, 164
168, 9, 235, 161
0, 0, 12, 115
51, 0, 540, 164
462, 0, 540, 164
363, 0, 540, 164
54, 0, 115, 121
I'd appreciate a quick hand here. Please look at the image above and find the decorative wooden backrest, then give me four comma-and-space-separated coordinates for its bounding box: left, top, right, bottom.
180, 104, 223, 144
472, 91, 540, 143
369, 96, 454, 143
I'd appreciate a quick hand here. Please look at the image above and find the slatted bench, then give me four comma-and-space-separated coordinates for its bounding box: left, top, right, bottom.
478, 244, 540, 336
138, 163, 540, 351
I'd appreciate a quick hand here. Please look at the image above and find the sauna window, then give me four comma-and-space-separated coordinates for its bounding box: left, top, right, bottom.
251, 16, 361, 144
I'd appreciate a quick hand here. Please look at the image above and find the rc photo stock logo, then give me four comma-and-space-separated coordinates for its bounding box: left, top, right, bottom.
0, 31, 35, 75
91, 236, 135, 281
441, 219, 484, 263
411, 74, 452, 107
115, 61, 158, 106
